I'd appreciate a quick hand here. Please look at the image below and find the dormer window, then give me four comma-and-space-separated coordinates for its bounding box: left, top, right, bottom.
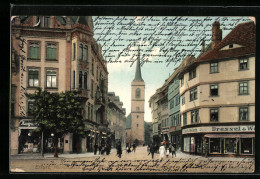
229, 44, 233, 48
44, 16, 50, 28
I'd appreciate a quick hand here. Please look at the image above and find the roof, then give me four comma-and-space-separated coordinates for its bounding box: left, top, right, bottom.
195, 21, 255, 63
133, 47, 144, 82
125, 114, 132, 129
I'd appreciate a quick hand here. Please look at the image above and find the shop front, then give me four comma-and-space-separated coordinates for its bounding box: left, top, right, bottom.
170, 126, 182, 151
182, 124, 255, 157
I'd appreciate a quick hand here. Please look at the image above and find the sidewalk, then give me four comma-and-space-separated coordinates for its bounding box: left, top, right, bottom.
10, 148, 118, 160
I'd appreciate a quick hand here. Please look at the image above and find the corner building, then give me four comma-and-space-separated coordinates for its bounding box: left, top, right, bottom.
179, 21, 255, 157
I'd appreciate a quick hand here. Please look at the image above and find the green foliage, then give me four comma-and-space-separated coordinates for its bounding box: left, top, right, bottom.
25, 88, 85, 138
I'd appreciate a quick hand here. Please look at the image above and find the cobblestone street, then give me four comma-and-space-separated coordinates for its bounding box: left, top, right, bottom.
10, 146, 254, 173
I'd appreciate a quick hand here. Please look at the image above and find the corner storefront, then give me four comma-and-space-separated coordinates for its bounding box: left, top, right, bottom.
182, 123, 255, 157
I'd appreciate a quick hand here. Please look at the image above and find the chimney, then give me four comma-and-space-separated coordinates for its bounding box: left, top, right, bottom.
212, 21, 222, 48
66, 17, 72, 29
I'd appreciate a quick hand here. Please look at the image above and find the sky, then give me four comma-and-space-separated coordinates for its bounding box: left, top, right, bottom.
92, 16, 252, 122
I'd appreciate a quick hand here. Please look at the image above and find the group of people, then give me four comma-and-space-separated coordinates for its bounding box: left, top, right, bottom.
126, 143, 136, 153
94, 143, 111, 155
147, 143, 176, 159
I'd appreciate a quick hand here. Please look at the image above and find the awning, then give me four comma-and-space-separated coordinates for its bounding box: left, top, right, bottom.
204, 134, 255, 138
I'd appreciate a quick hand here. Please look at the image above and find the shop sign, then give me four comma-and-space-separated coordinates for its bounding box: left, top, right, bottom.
182, 125, 255, 134
19, 119, 38, 127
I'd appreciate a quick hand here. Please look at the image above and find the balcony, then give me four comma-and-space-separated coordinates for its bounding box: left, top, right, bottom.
77, 89, 89, 100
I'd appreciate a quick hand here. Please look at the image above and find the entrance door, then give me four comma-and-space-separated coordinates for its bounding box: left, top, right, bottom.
72, 134, 81, 153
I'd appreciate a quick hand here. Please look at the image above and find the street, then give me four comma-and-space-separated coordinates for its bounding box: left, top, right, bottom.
10, 146, 254, 173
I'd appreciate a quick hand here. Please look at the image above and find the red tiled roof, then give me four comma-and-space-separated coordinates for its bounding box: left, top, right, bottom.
195, 21, 255, 63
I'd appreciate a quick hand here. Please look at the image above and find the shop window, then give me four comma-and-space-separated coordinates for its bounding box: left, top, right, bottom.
28, 68, 39, 87
210, 108, 218, 122
84, 72, 87, 89
224, 138, 237, 154
210, 84, 218, 96
184, 137, 190, 152
79, 71, 82, 89
136, 88, 141, 98
241, 138, 253, 154
190, 87, 197, 101
28, 42, 40, 60
210, 138, 221, 153
210, 62, 218, 73
239, 82, 249, 95
46, 43, 57, 61
189, 68, 196, 80
46, 69, 57, 88
239, 107, 249, 121
239, 58, 248, 70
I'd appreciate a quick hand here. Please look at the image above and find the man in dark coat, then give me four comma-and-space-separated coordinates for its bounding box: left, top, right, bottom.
150, 144, 156, 159
94, 143, 98, 155
117, 142, 122, 158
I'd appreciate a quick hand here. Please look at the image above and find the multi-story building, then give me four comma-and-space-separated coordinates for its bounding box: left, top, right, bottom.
107, 92, 126, 148
149, 92, 160, 146
10, 16, 108, 154
179, 21, 255, 156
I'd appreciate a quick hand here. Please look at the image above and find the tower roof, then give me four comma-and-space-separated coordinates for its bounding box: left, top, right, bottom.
133, 47, 144, 82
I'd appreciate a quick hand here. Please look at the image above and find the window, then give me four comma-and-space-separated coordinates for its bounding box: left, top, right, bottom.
46, 70, 57, 88
137, 115, 139, 118
190, 87, 197, 101
73, 43, 76, 60
79, 44, 83, 60
166, 118, 168, 127
96, 69, 99, 81
182, 94, 185, 105
83, 46, 88, 61
239, 82, 249, 95
72, 71, 75, 89
210, 62, 218, 73
136, 88, 141, 98
239, 107, 249, 121
28, 69, 39, 87
91, 105, 93, 121
239, 58, 248, 70
137, 124, 139, 127
91, 58, 94, 75
46, 43, 57, 60
210, 108, 218, 122
162, 101, 168, 110
180, 75, 184, 86
44, 16, 50, 27
28, 99, 35, 117
84, 72, 87, 89
183, 113, 187, 125
91, 80, 94, 98
88, 103, 90, 120
175, 95, 180, 106
79, 71, 82, 89
189, 68, 196, 80
136, 107, 140, 111
191, 109, 199, 123
210, 84, 218, 96
229, 44, 233, 48
170, 98, 174, 109
170, 116, 174, 126
28, 42, 40, 60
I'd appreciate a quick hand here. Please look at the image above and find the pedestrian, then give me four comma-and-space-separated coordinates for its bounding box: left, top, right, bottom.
169, 143, 172, 154
150, 143, 155, 159
171, 144, 176, 158
101, 144, 105, 155
147, 144, 150, 155
159, 144, 166, 159
117, 142, 122, 158
98, 145, 102, 155
94, 143, 98, 155
204, 143, 209, 158
133, 143, 136, 152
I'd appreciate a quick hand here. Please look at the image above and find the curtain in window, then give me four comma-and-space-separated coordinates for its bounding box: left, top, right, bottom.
46, 44, 57, 60
29, 43, 39, 59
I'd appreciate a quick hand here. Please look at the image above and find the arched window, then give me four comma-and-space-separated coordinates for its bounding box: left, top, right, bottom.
136, 88, 141, 98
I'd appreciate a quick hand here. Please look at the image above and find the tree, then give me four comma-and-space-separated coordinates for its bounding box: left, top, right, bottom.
26, 88, 85, 157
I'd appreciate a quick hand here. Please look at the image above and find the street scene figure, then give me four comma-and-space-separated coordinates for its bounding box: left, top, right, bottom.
117, 142, 122, 158
150, 144, 156, 159
132, 143, 136, 152
159, 144, 166, 159
171, 144, 176, 158
94, 144, 98, 155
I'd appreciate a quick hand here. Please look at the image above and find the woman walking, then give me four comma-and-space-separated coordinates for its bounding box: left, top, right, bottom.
159, 144, 166, 159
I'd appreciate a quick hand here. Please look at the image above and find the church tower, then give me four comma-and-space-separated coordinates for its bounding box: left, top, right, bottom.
130, 47, 145, 145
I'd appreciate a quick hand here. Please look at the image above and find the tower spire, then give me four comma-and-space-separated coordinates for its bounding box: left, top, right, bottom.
133, 46, 144, 82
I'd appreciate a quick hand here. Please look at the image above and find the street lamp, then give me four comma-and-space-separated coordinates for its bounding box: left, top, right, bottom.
51, 133, 54, 137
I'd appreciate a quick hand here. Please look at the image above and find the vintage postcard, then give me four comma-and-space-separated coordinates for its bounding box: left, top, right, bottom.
10, 11, 255, 173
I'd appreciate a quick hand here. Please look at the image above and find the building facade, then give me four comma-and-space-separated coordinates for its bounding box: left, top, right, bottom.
107, 92, 126, 148
10, 16, 109, 155
179, 21, 255, 156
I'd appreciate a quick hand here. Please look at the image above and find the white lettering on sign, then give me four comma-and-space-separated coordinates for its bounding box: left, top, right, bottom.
182, 125, 255, 134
